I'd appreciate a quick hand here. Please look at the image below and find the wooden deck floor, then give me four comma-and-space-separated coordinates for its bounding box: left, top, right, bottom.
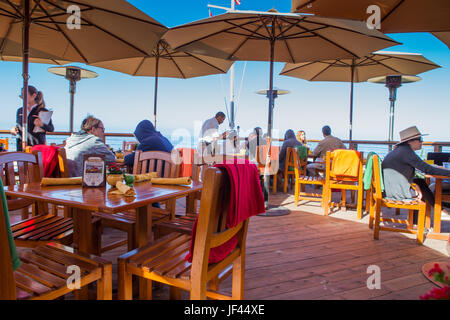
10, 189, 450, 300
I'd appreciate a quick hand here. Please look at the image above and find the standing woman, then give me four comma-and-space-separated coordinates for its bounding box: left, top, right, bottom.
10, 85, 54, 151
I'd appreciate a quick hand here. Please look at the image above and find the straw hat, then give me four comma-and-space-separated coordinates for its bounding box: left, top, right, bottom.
395, 126, 428, 146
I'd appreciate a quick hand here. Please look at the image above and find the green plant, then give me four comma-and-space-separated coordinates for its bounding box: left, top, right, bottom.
108, 163, 123, 175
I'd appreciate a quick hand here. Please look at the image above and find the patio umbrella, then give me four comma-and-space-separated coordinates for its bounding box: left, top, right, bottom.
432, 32, 450, 49
92, 39, 234, 128
0, 0, 167, 150
280, 51, 440, 142
163, 9, 399, 214
291, 0, 450, 33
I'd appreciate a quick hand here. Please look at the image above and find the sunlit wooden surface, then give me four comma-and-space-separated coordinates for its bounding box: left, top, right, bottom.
10, 186, 450, 300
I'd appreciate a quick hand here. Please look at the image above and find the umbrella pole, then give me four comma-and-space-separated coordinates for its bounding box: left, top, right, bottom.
349, 64, 354, 145
154, 55, 159, 128
21, 0, 31, 151
69, 79, 76, 133
259, 36, 290, 217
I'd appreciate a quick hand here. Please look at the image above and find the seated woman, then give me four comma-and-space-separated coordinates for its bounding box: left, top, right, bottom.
65, 115, 116, 177
296, 130, 307, 145
245, 127, 267, 161
124, 120, 173, 167
382, 126, 450, 218
278, 129, 302, 174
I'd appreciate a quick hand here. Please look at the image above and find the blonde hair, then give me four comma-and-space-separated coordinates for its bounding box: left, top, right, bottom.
296, 130, 306, 144
81, 115, 102, 132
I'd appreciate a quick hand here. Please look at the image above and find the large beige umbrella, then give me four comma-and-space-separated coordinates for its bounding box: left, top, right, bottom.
432, 32, 450, 49
280, 51, 440, 141
93, 40, 234, 127
292, 1, 450, 42
163, 9, 398, 214
0, 0, 167, 150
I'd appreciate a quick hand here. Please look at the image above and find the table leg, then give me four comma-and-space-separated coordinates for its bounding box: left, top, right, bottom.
72, 208, 95, 300
186, 193, 196, 214
434, 179, 442, 234
135, 204, 152, 246
73, 208, 95, 254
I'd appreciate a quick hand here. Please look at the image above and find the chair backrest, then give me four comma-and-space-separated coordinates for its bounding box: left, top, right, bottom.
371, 154, 384, 200
291, 147, 308, 178
0, 187, 17, 299
0, 138, 8, 152
256, 145, 280, 175
0, 151, 44, 186
325, 149, 364, 182
132, 150, 180, 178
190, 167, 249, 293
55, 147, 69, 178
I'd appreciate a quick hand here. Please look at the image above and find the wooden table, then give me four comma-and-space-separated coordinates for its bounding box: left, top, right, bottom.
4, 181, 202, 254
424, 174, 450, 240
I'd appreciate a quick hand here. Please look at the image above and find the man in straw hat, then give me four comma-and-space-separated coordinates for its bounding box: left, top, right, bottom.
382, 126, 450, 219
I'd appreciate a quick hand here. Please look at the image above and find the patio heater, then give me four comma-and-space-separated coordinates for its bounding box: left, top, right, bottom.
368, 75, 421, 149
256, 88, 291, 216
48, 66, 98, 133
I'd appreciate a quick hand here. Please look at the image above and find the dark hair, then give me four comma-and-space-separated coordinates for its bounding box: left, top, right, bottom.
253, 127, 263, 146
28, 85, 45, 109
322, 125, 331, 136
81, 115, 102, 132
215, 111, 226, 118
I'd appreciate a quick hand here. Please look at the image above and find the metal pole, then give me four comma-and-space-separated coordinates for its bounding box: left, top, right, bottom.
21, 0, 30, 151
229, 0, 235, 129
154, 55, 159, 128
388, 86, 397, 142
349, 62, 354, 143
69, 80, 76, 133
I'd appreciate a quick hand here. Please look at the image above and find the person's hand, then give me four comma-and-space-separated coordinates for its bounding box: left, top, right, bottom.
10, 126, 18, 135
33, 115, 43, 128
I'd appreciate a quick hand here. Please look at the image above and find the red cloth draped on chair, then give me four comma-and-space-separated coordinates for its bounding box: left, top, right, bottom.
31, 145, 59, 177
186, 158, 265, 264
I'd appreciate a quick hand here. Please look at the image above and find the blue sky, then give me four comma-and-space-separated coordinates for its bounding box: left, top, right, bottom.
1, 0, 449, 143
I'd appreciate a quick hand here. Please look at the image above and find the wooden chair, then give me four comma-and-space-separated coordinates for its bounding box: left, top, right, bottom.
0, 190, 112, 300
0, 151, 74, 247
94, 150, 180, 253
118, 166, 249, 300
368, 154, 428, 244
256, 145, 280, 194
284, 146, 308, 193
0, 138, 8, 151
323, 150, 365, 219
294, 149, 326, 207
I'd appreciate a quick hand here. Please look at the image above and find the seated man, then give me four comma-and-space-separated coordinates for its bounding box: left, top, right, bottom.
65, 115, 116, 177
307, 125, 346, 176
382, 126, 450, 218
124, 120, 173, 167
